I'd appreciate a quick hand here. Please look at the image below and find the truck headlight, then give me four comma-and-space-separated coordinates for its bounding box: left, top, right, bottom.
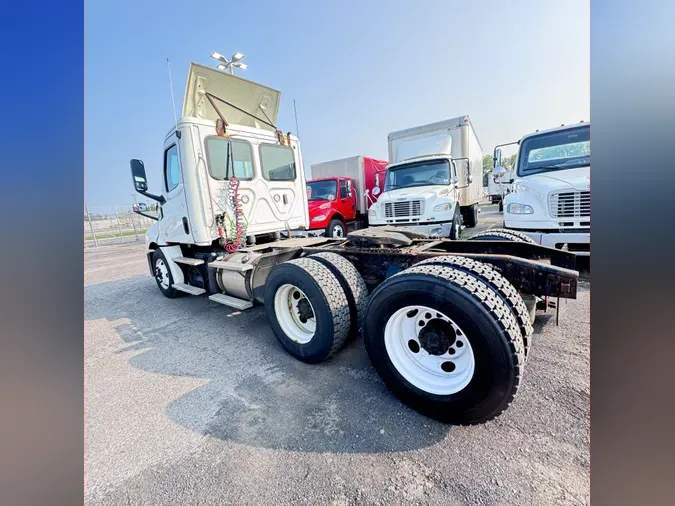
368, 208, 376, 218
433, 203, 452, 212
507, 203, 534, 214
312, 214, 327, 221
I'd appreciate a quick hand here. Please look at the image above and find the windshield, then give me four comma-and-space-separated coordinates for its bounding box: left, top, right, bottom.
518, 125, 590, 176
306, 180, 337, 201
384, 160, 451, 192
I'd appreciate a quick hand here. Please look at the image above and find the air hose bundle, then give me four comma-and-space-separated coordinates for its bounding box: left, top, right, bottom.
224, 177, 247, 252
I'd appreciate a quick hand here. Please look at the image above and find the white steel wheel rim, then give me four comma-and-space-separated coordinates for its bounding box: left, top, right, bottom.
155, 259, 170, 289
274, 284, 317, 344
332, 225, 344, 237
384, 305, 475, 395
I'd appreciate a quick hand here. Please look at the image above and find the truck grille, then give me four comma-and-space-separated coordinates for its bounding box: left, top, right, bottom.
384, 200, 424, 218
549, 191, 590, 218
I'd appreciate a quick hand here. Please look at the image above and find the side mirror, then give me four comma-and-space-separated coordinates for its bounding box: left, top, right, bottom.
130, 159, 148, 192
132, 203, 148, 213
129, 158, 166, 204
372, 186, 381, 196
347, 180, 353, 198
494, 148, 502, 168
493, 165, 506, 181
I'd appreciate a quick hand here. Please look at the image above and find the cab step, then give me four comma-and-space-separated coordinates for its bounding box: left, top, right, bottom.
172, 283, 206, 295
208, 293, 253, 310
209, 260, 253, 272
173, 256, 205, 266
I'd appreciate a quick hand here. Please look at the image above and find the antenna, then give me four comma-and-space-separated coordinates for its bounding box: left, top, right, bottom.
293, 99, 301, 139
166, 58, 178, 126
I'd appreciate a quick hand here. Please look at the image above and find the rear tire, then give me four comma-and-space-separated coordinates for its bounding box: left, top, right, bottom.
264, 258, 350, 363
152, 250, 182, 298
469, 228, 537, 244
326, 219, 346, 238
416, 255, 534, 360
309, 252, 369, 340
363, 264, 524, 424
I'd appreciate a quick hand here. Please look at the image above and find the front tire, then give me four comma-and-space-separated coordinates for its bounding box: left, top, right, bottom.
152, 250, 182, 298
462, 204, 478, 228
363, 264, 524, 424
449, 212, 462, 240
326, 219, 346, 238
264, 258, 351, 363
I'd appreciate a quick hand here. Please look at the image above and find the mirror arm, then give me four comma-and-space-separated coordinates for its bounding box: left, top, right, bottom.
133, 209, 159, 221
136, 190, 166, 204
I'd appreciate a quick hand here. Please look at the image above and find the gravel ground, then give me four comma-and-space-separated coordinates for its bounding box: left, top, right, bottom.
85, 217, 589, 506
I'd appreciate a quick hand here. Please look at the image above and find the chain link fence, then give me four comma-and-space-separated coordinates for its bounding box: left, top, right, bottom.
84, 206, 157, 249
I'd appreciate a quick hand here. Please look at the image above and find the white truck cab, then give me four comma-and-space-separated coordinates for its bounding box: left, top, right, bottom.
368, 116, 483, 238
498, 122, 590, 255
131, 63, 309, 251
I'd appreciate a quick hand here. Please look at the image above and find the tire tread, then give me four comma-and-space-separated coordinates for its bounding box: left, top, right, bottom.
416, 255, 534, 358
309, 252, 369, 339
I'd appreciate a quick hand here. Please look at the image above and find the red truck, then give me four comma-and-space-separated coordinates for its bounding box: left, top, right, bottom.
307, 156, 389, 237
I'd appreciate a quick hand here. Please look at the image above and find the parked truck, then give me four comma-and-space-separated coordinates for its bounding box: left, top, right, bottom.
487, 166, 514, 205
129, 62, 580, 425
307, 156, 388, 237
367, 117, 483, 239
495, 122, 590, 255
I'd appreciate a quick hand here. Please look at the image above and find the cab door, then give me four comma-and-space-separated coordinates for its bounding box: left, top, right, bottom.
337, 178, 356, 221
158, 132, 194, 244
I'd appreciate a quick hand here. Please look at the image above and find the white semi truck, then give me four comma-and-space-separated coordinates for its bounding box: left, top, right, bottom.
367, 117, 483, 239
129, 63, 580, 425
495, 123, 590, 256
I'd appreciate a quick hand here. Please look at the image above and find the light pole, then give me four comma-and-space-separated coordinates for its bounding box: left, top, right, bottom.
210, 51, 248, 74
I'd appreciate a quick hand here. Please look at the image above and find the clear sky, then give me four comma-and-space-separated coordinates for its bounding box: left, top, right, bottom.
85, 0, 589, 207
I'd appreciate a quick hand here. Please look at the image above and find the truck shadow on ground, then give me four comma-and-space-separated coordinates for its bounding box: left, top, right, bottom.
86, 276, 453, 454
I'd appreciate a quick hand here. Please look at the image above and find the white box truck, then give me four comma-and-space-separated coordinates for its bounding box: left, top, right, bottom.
496, 122, 590, 255
368, 116, 483, 239
128, 63, 580, 425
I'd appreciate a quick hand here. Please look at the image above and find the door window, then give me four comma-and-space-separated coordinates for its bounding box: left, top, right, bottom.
164, 144, 180, 192
339, 179, 350, 199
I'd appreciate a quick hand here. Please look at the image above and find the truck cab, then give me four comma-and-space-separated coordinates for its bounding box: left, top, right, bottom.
499, 122, 590, 255
306, 176, 356, 237
130, 63, 309, 254
368, 116, 483, 238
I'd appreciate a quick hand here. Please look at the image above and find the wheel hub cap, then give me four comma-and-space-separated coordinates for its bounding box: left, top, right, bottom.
418, 319, 455, 355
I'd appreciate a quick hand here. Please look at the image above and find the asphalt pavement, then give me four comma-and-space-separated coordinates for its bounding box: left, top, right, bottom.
85, 205, 589, 506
